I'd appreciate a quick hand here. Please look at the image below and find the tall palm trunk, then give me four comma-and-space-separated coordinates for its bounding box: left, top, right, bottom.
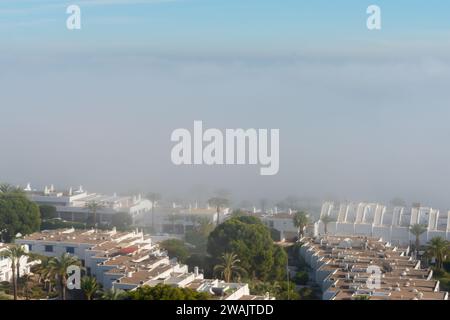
16, 260, 21, 284
59, 276, 67, 300
216, 206, 220, 226
11, 260, 17, 300
151, 206, 155, 231
45, 280, 52, 294
415, 235, 420, 257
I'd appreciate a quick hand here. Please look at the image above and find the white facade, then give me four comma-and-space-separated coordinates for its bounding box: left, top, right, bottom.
16, 228, 266, 300
261, 213, 298, 241
0, 244, 34, 282
24, 184, 152, 224
318, 201, 450, 245
138, 206, 229, 235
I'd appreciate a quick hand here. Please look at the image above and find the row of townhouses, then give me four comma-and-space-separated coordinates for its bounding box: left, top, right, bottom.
15, 228, 269, 300
259, 202, 450, 245
319, 202, 450, 245
299, 235, 448, 300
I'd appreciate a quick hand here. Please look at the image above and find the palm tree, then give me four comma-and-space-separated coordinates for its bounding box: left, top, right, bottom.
85, 201, 104, 228
48, 253, 80, 300
34, 256, 55, 295
13, 246, 28, 287
425, 237, 449, 271
21, 273, 34, 300
147, 192, 161, 231
101, 288, 126, 300
0, 183, 25, 195
0, 247, 20, 300
409, 224, 427, 257
208, 197, 229, 226
81, 276, 99, 300
213, 252, 246, 283
0, 245, 32, 300
196, 217, 214, 237
293, 211, 309, 239
320, 215, 335, 235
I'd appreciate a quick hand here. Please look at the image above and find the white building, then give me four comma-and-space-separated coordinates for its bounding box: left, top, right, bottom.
139, 205, 230, 235
261, 212, 298, 241
317, 201, 450, 245
299, 236, 448, 300
23, 183, 152, 225
0, 243, 35, 282
16, 228, 269, 300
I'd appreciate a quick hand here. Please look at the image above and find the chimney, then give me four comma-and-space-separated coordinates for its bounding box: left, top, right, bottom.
194, 266, 199, 276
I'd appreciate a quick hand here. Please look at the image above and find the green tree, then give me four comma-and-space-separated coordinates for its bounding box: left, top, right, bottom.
127, 284, 210, 300
81, 276, 99, 300
48, 253, 81, 300
426, 237, 449, 271
213, 252, 247, 283
101, 288, 126, 300
294, 271, 309, 285
207, 216, 285, 281
208, 197, 229, 226
409, 224, 427, 256
249, 281, 300, 300
111, 212, 133, 231
270, 246, 288, 280
160, 239, 190, 263
185, 217, 214, 254
33, 256, 55, 295
293, 211, 309, 239
39, 205, 57, 220
186, 254, 214, 278
0, 192, 40, 242
298, 287, 317, 300
194, 216, 214, 236
0, 183, 25, 195
320, 215, 335, 235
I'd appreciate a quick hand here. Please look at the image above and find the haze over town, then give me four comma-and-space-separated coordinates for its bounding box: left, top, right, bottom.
2, 0, 450, 208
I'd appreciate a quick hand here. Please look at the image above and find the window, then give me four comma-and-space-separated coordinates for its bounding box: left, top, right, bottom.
45, 245, 53, 252
27, 244, 32, 251
66, 247, 75, 254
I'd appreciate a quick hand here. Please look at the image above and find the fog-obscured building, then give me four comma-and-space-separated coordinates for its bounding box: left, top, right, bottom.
23, 183, 152, 224
317, 201, 450, 245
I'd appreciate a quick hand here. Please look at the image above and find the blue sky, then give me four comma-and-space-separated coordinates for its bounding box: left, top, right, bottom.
2, 0, 450, 53
1, 1, 450, 208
